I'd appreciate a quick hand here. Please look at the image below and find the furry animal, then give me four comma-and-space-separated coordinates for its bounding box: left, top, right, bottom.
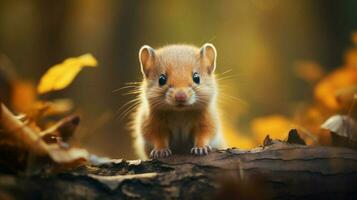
132, 43, 226, 159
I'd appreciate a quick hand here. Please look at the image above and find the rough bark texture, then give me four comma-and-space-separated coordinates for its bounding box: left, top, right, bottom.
1, 142, 357, 200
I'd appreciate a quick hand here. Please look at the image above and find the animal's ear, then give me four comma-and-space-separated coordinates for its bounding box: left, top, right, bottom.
139, 45, 156, 77
200, 43, 217, 74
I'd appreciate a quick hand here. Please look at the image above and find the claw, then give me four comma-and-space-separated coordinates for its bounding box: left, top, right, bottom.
150, 148, 172, 159
190, 145, 211, 156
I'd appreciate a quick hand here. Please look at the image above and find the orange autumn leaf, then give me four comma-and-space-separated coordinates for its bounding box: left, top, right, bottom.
37, 53, 97, 94
314, 67, 357, 110
11, 80, 37, 113
335, 85, 357, 108
250, 115, 296, 143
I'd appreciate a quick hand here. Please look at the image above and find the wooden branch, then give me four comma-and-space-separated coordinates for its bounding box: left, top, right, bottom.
1, 142, 357, 199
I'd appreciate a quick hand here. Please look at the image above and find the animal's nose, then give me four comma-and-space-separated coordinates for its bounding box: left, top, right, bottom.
175, 91, 187, 102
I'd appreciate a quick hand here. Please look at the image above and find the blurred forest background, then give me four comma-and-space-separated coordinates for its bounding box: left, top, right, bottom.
1, 0, 357, 159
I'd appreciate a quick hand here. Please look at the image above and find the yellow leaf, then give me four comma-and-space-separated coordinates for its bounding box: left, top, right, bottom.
37, 53, 97, 94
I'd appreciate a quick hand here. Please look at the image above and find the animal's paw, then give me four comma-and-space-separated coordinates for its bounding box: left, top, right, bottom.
190, 145, 212, 156
150, 148, 172, 159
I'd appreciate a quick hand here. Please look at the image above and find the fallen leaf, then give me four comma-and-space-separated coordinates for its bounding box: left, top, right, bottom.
37, 53, 97, 94
0, 104, 88, 165
40, 115, 80, 142
46, 145, 88, 164
320, 115, 357, 143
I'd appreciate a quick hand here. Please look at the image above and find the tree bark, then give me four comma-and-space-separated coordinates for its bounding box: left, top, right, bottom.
1, 142, 357, 200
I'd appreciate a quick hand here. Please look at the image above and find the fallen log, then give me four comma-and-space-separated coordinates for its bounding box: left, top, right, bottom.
1, 141, 357, 200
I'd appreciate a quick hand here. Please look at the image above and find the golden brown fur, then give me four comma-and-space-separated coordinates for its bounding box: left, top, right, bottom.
132, 44, 226, 159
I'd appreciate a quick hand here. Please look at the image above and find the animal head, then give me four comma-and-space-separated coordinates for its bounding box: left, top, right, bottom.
138, 44, 218, 111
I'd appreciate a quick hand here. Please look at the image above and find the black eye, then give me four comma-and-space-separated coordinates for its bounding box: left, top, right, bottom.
193, 72, 200, 84
159, 74, 167, 86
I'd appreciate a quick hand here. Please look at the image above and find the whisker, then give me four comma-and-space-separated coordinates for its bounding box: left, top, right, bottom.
216, 70, 249, 83
117, 101, 141, 119
216, 75, 239, 81
122, 89, 142, 96
112, 85, 140, 93
125, 81, 141, 85
115, 97, 141, 117
216, 69, 233, 78
112, 81, 142, 94
219, 94, 247, 105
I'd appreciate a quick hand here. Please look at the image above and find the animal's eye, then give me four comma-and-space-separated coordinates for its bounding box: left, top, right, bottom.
159, 74, 167, 86
193, 72, 200, 84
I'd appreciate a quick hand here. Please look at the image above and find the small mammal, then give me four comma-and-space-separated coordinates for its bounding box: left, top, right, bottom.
132, 43, 226, 159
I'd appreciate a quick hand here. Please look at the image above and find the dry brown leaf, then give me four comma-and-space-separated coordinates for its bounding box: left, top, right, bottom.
46, 144, 88, 164
37, 53, 97, 94
319, 115, 357, 149
1, 104, 48, 154
0, 104, 88, 164
40, 115, 80, 142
